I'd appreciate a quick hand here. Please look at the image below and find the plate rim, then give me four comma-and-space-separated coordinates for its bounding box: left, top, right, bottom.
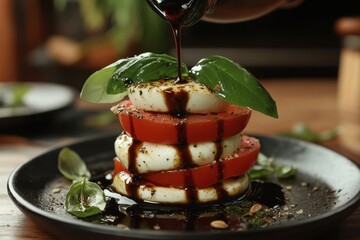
7, 134, 360, 239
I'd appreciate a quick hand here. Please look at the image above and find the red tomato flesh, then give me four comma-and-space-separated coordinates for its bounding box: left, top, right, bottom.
115, 100, 252, 144
113, 135, 259, 189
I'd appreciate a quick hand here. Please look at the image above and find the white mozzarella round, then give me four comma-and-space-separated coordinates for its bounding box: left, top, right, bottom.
112, 173, 249, 204
114, 132, 243, 174
127, 79, 228, 114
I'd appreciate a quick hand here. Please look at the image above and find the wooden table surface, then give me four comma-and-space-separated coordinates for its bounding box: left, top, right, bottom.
1, 78, 359, 239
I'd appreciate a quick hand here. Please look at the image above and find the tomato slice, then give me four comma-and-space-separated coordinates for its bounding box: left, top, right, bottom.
114, 100, 252, 144
113, 135, 259, 189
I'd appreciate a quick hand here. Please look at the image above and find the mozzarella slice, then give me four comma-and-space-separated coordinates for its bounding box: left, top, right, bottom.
128, 79, 228, 114
112, 172, 249, 204
114, 132, 243, 174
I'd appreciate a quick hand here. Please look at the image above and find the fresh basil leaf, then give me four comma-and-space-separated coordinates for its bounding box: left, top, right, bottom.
80, 65, 127, 103
190, 56, 278, 118
249, 153, 297, 180
275, 166, 297, 179
58, 148, 91, 181
280, 123, 339, 142
65, 178, 106, 218
248, 165, 271, 179
256, 153, 274, 167
107, 52, 188, 94
81, 52, 188, 103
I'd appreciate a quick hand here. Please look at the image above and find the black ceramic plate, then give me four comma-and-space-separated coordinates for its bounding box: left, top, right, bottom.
0, 82, 76, 131
7, 134, 360, 240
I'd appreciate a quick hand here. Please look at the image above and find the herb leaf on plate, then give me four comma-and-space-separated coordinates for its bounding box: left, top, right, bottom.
58, 148, 91, 181
275, 165, 298, 179
190, 56, 278, 118
58, 148, 106, 218
248, 153, 297, 180
65, 178, 106, 218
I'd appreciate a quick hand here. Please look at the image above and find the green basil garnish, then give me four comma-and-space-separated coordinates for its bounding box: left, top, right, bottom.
275, 165, 298, 179
80, 66, 127, 104
65, 178, 106, 218
248, 153, 297, 180
58, 148, 106, 218
58, 148, 91, 181
106, 53, 188, 94
190, 56, 278, 118
81, 52, 188, 103
80, 52, 278, 118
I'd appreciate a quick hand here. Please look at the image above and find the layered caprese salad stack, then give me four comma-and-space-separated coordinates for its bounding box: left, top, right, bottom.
110, 78, 261, 204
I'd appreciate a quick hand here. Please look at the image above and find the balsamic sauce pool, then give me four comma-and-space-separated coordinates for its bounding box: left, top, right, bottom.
93, 173, 285, 231
42, 163, 338, 232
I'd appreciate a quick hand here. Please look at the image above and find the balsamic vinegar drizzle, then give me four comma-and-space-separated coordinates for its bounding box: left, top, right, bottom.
163, 87, 189, 117
121, 0, 240, 203
123, 103, 231, 203
146, 0, 209, 83
173, 26, 183, 83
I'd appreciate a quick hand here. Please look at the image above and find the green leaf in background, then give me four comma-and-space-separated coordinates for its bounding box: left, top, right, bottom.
190, 56, 278, 118
85, 111, 117, 127
58, 148, 91, 181
9, 84, 31, 107
53, 0, 67, 11
65, 178, 106, 218
280, 123, 339, 142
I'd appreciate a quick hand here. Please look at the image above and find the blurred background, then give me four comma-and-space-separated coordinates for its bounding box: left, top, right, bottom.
0, 0, 359, 89
1, 2, 360, 238
0, 0, 360, 157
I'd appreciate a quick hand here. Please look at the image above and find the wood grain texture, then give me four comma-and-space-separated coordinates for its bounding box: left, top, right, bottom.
0, 0, 18, 82
1, 78, 359, 239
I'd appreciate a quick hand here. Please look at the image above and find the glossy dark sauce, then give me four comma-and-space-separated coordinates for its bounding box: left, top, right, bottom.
123, 118, 231, 202
247, 181, 285, 207
214, 182, 228, 200
90, 177, 287, 231
146, 0, 209, 82
127, 139, 141, 174
215, 119, 225, 184
163, 87, 189, 117
121, 0, 234, 200
123, 107, 231, 202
